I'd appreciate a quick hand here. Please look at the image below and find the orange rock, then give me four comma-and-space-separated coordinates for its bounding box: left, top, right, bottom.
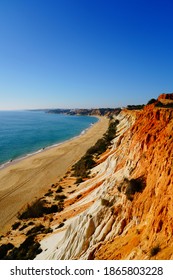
158, 93, 173, 101
94, 98, 173, 260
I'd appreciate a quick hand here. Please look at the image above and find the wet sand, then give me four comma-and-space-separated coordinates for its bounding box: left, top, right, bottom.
0, 116, 109, 234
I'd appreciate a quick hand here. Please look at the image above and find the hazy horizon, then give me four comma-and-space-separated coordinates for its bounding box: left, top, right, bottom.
0, 0, 173, 110
0, 106, 122, 111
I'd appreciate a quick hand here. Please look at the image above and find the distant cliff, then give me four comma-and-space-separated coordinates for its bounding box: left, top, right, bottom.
47, 108, 121, 117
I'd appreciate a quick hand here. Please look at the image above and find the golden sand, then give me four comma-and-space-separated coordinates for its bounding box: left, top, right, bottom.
0, 116, 109, 234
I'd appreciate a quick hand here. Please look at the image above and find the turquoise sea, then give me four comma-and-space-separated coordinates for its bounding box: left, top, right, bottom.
0, 111, 98, 167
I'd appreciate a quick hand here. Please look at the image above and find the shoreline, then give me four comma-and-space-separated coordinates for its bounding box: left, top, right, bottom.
0, 116, 109, 234
0, 115, 99, 171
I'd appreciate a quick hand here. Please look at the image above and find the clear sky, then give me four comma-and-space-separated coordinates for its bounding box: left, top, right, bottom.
0, 0, 173, 110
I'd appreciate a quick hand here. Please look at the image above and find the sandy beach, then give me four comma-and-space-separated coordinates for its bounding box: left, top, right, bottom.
0, 116, 109, 234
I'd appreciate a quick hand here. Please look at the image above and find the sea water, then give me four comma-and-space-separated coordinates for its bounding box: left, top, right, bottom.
0, 110, 98, 167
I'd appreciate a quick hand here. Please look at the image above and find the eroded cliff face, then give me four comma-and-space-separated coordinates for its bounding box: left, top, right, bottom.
94, 104, 173, 260
36, 98, 173, 260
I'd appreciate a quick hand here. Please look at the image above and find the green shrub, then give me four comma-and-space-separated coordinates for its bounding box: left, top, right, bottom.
55, 194, 67, 201
26, 224, 53, 236
45, 204, 59, 214
155, 101, 173, 108
76, 194, 82, 199
19, 224, 28, 231
72, 119, 119, 179
147, 98, 156, 105
56, 186, 63, 193
73, 154, 95, 178
12, 222, 21, 230
56, 222, 65, 229
44, 227, 53, 234
87, 139, 106, 155
18, 199, 63, 219
150, 245, 161, 257
105, 119, 119, 141
75, 177, 83, 184
127, 104, 145, 110
125, 177, 146, 200
26, 224, 45, 236
18, 200, 45, 219
0, 243, 14, 259
27, 221, 35, 226
3, 236, 42, 260
155, 101, 163, 107
45, 190, 53, 196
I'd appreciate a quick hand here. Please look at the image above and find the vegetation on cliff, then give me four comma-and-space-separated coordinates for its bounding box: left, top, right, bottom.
18, 198, 64, 219
127, 104, 145, 110
72, 119, 119, 180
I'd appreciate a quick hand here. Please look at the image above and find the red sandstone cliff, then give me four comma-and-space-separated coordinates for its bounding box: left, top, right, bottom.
35, 97, 172, 260
94, 103, 173, 259
1, 94, 172, 260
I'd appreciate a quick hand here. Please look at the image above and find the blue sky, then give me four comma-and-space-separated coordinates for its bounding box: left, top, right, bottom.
0, 0, 173, 109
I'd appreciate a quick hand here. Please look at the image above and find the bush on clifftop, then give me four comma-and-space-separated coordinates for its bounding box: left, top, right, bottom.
147, 98, 157, 105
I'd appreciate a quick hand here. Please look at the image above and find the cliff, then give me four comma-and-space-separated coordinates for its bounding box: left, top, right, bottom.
94, 103, 173, 260
1, 94, 172, 260
34, 95, 172, 260
47, 108, 121, 117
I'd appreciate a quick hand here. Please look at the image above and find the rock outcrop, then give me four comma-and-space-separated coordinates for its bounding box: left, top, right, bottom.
158, 93, 173, 104
35, 95, 173, 260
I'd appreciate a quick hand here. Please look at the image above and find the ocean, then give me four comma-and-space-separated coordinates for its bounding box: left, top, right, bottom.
0, 110, 98, 167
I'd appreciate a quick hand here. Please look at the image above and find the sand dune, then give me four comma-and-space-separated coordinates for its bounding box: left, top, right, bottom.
0, 117, 109, 234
